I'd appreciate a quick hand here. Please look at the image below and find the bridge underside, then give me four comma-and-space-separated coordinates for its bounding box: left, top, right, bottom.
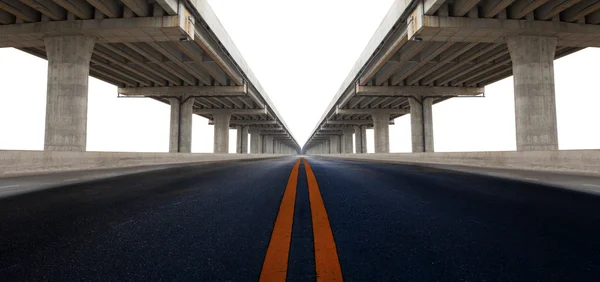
305, 0, 600, 155
0, 0, 299, 154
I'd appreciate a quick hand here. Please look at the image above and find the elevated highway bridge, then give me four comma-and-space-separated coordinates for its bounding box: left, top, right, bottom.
1, 1, 600, 280
0, 0, 299, 154
304, 0, 600, 154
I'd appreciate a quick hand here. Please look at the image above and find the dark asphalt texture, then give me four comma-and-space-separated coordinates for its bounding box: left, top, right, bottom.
1, 156, 600, 281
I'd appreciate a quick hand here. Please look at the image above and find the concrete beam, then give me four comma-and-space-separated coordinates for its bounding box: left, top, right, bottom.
319, 128, 345, 132
121, 0, 150, 17
53, 0, 94, 19
335, 108, 409, 116
0, 0, 40, 22
260, 131, 288, 136
0, 9, 15, 24
326, 120, 394, 125
414, 15, 600, 47
424, 0, 447, 15
155, 0, 178, 15
21, 0, 67, 21
146, 42, 212, 85
210, 120, 277, 126
360, 29, 409, 85
0, 16, 191, 48
196, 108, 268, 116
118, 85, 247, 97
355, 85, 484, 97
193, 29, 244, 86
86, 0, 120, 18
122, 42, 196, 86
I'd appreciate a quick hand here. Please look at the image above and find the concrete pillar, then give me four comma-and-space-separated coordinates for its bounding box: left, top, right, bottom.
44, 36, 95, 151
213, 113, 231, 153
341, 127, 354, 154
409, 97, 434, 153
329, 135, 341, 154
323, 139, 330, 154
264, 135, 274, 154
249, 128, 261, 154
506, 35, 558, 151
361, 126, 367, 153
372, 112, 390, 153
354, 125, 367, 153
169, 97, 194, 153
236, 126, 242, 154
235, 126, 249, 154
258, 135, 264, 154
241, 126, 249, 153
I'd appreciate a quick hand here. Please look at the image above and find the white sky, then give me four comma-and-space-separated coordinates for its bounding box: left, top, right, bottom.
0, 0, 599, 153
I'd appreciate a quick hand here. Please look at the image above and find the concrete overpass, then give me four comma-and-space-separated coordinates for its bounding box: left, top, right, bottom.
303, 0, 600, 154
3, 2, 600, 280
0, 0, 299, 154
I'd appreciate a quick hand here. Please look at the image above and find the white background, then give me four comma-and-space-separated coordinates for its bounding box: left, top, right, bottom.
0, 0, 599, 153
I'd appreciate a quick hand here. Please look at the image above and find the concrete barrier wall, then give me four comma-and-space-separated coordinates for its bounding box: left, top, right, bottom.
318, 150, 600, 176
0, 150, 291, 178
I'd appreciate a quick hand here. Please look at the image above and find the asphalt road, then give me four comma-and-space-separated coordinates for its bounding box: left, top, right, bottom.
1, 156, 600, 281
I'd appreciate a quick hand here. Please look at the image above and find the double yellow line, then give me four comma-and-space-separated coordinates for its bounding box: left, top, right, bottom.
260, 158, 343, 281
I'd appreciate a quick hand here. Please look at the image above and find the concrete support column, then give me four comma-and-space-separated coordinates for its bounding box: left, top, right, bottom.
236, 126, 242, 154
265, 136, 275, 154
274, 140, 280, 154
506, 35, 558, 151
372, 112, 390, 153
409, 97, 434, 153
235, 126, 249, 154
249, 128, 261, 154
341, 127, 354, 154
169, 97, 194, 153
354, 125, 367, 153
324, 140, 330, 154
213, 113, 231, 154
44, 36, 95, 151
329, 135, 341, 154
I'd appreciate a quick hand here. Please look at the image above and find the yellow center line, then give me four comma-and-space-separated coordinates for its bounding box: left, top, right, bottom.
260, 158, 343, 281
259, 159, 301, 281
303, 158, 344, 281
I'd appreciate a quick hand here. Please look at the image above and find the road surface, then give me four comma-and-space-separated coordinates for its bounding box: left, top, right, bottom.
1, 157, 600, 281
